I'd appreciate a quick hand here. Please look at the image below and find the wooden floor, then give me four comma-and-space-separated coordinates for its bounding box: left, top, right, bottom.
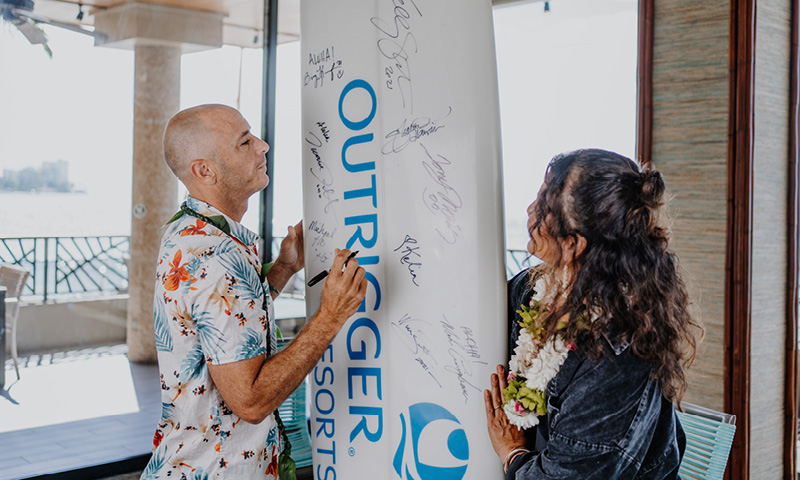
0, 297, 309, 480
0, 344, 160, 480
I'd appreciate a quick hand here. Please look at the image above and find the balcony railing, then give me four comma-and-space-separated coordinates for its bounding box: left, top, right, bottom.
0, 235, 535, 302
0, 236, 130, 302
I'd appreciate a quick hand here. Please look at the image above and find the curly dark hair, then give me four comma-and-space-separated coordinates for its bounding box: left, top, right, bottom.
529, 148, 702, 402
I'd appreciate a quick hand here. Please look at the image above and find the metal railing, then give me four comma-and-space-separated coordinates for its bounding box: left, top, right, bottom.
0, 236, 129, 302
0, 235, 535, 302
506, 248, 538, 278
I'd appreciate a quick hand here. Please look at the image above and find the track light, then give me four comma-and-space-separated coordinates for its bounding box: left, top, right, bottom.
76, 3, 84, 21
544, 1, 550, 12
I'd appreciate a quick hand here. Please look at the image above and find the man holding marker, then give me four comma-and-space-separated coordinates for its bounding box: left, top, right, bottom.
141, 104, 367, 480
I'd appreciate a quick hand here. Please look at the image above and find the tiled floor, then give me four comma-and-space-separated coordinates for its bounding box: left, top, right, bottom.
0, 345, 160, 480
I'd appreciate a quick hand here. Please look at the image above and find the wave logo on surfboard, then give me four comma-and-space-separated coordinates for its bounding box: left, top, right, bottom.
393, 402, 469, 480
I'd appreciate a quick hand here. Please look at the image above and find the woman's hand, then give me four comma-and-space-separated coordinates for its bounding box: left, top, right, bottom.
484, 364, 528, 461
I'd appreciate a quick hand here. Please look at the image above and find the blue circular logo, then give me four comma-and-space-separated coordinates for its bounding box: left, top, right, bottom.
393, 403, 469, 480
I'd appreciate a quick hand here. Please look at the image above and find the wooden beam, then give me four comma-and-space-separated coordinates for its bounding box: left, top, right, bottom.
785, 0, 800, 478
636, 0, 654, 166
726, 1, 755, 479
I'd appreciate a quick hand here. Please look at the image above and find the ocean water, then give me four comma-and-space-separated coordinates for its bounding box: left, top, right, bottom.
0, 191, 132, 238
0, 190, 531, 255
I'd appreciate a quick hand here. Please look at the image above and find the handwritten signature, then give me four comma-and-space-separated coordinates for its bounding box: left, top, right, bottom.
441, 316, 486, 403
390, 314, 441, 387
382, 107, 451, 154
306, 132, 339, 217
393, 234, 422, 286
371, 0, 422, 110
308, 220, 336, 247
419, 144, 462, 244
304, 60, 345, 89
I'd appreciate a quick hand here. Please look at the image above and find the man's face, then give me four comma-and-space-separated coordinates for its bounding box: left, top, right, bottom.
211, 108, 270, 198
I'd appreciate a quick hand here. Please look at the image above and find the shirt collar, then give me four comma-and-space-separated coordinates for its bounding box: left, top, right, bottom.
602, 326, 631, 355
184, 196, 260, 247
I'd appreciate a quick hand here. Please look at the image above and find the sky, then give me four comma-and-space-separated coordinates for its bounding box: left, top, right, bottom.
0, 0, 637, 248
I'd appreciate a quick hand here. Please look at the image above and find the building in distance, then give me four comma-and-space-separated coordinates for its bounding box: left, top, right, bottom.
0, 160, 75, 193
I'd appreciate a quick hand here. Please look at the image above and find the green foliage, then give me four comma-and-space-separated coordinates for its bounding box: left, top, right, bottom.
516, 302, 546, 338
503, 377, 547, 416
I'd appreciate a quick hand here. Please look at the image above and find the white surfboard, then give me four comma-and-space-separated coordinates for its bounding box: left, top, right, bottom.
301, 1, 507, 478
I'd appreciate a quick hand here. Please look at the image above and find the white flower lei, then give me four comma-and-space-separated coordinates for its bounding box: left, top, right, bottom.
503, 277, 571, 429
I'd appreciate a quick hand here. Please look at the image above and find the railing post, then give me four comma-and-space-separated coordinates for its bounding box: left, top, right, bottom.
0, 287, 6, 389
43, 238, 49, 302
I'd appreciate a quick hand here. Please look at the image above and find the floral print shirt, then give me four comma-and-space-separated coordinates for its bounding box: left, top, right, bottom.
142, 196, 280, 479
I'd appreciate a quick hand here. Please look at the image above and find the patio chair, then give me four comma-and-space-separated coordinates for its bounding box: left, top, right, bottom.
677, 402, 737, 480
0, 263, 30, 380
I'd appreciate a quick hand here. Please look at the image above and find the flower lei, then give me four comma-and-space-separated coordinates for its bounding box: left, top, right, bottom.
502, 278, 575, 429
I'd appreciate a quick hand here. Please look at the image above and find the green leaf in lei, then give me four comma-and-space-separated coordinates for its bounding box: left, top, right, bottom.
275, 411, 297, 480
516, 301, 547, 338
503, 377, 547, 416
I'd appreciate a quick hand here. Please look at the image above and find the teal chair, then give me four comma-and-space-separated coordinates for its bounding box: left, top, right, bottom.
277, 338, 313, 469
676, 402, 736, 480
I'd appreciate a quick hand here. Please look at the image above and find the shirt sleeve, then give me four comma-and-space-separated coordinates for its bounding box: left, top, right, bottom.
191, 249, 269, 365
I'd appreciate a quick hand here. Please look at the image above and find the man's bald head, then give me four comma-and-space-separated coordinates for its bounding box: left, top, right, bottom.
163, 104, 236, 182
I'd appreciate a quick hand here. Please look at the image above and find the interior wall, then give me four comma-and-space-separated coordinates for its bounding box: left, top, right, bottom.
650, 0, 793, 477
650, 0, 730, 411
751, 0, 792, 477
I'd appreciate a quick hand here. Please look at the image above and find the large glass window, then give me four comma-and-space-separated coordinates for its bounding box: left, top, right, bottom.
0, 25, 134, 237
493, 0, 638, 250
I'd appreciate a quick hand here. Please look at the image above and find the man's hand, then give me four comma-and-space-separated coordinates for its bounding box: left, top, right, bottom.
266, 221, 304, 298
318, 248, 367, 325
275, 220, 304, 274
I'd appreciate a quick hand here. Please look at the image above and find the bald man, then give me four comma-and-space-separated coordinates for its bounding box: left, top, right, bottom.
142, 104, 366, 479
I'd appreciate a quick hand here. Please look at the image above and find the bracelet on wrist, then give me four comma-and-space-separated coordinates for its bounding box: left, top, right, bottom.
502, 446, 529, 474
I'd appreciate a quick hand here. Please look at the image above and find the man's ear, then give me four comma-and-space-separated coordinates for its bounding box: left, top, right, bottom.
189, 159, 217, 186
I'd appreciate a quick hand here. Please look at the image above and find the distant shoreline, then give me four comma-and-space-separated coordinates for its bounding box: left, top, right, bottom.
0, 189, 87, 195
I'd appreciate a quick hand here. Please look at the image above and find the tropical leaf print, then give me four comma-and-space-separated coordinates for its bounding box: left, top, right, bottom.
189, 468, 210, 480
192, 304, 226, 358
141, 445, 169, 480
214, 239, 238, 257
154, 297, 173, 352
160, 402, 175, 423
181, 343, 207, 383
217, 253, 263, 304
236, 328, 266, 361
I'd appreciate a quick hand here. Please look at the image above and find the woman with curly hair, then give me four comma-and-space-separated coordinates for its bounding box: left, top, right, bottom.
484, 149, 702, 479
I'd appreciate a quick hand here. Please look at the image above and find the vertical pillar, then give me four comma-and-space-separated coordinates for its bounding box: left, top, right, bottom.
127, 45, 180, 363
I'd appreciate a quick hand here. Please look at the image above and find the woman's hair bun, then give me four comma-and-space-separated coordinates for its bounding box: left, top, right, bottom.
640, 167, 665, 208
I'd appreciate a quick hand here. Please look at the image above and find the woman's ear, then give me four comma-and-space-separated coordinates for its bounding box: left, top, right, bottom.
562, 234, 588, 265
574, 234, 587, 259
189, 159, 217, 186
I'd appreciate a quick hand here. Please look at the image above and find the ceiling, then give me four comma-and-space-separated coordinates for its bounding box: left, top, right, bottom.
30, 0, 301, 47
27, 0, 532, 48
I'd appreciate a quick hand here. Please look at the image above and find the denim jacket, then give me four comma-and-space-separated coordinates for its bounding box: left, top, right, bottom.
505, 269, 685, 480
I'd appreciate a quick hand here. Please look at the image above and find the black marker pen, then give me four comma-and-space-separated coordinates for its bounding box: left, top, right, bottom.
307, 250, 359, 287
